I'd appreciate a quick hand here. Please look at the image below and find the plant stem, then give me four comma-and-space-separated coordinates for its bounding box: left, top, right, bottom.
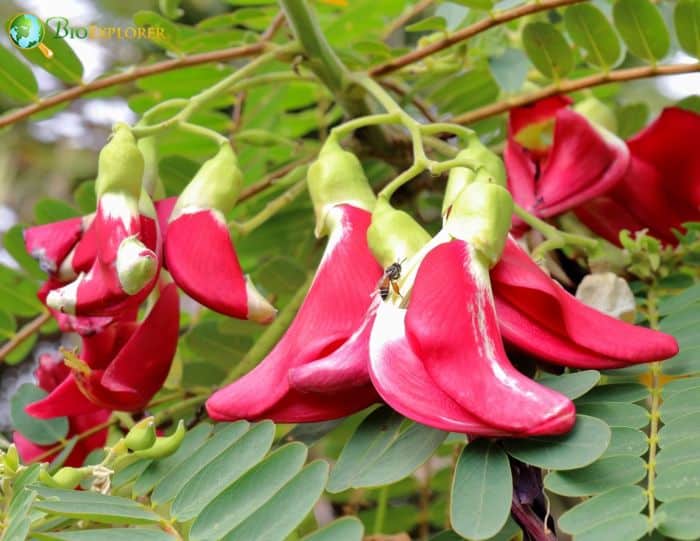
0, 311, 51, 363
238, 158, 314, 201
223, 274, 312, 384
370, 0, 585, 76
373, 486, 389, 534
645, 288, 661, 528
452, 62, 700, 125
329, 113, 401, 141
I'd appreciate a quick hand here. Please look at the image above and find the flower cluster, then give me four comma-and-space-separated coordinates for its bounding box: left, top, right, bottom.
17, 125, 275, 465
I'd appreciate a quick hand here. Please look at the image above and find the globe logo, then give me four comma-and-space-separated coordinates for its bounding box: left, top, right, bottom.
7, 13, 53, 58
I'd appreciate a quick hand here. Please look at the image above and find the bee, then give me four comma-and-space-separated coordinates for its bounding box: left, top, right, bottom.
378, 259, 404, 301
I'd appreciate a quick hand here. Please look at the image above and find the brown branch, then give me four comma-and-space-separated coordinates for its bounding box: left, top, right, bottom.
380, 79, 437, 122
237, 157, 313, 201
369, 0, 585, 77
452, 62, 700, 125
261, 11, 287, 41
382, 0, 436, 41
0, 311, 51, 363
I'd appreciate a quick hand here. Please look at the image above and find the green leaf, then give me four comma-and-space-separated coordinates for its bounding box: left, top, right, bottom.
151, 421, 250, 505
301, 517, 364, 541
3, 225, 43, 279
133, 422, 212, 496
564, 4, 621, 69
617, 102, 649, 139
675, 0, 700, 59
602, 427, 648, 458
613, 0, 670, 62
576, 402, 648, 428
34, 199, 80, 224
189, 444, 307, 540
655, 459, 700, 501
159, 0, 184, 19
576, 383, 647, 404
558, 485, 647, 535
573, 514, 648, 541
112, 458, 152, 489
0, 279, 42, 317
4, 332, 37, 365
33, 529, 175, 541
328, 407, 446, 492
171, 421, 275, 521
489, 49, 529, 94
33, 487, 161, 524
657, 438, 700, 472
659, 412, 700, 448
0, 308, 16, 338
658, 282, 700, 315
2, 486, 35, 541
450, 440, 512, 541
660, 388, 700, 423
21, 34, 83, 84
451, 0, 493, 9
539, 370, 600, 399
405, 16, 447, 33
522, 22, 574, 79
657, 498, 700, 540
0, 45, 38, 103
221, 461, 329, 541
73, 181, 97, 214
504, 415, 610, 470
10, 383, 69, 445
182, 321, 253, 368
544, 456, 646, 496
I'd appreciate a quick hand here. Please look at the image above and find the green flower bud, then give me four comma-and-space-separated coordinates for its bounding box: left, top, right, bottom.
133, 420, 185, 459
124, 417, 157, 451
95, 124, 145, 200
40, 466, 91, 489
137, 137, 166, 200
307, 139, 376, 237
367, 197, 431, 267
5, 444, 19, 473
445, 182, 513, 266
442, 140, 506, 214
573, 97, 618, 134
174, 143, 243, 216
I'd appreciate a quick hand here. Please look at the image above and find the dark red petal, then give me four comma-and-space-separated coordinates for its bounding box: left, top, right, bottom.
24, 217, 83, 273
369, 302, 509, 436
165, 209, 273, 322
71, 218, 98, 274
35, 353, 71, 392
206, 204, 383, 422
94, 196, 141, 264
100, 283, 179, 409
13, 432, 51, 463
288, 300, 377, 393
509, 96, 572, 137
405, 240, 575, 436
491, 238, 679, 364
25, 375, 104, 419
573, 195, 648, 246
154, 196, 177, 248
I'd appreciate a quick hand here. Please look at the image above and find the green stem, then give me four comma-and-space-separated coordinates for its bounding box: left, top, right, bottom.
646, 288, 661, 528
379, 162, 425, 200
373, 486, 389, 534
421, 122, 475, 144
223, 274, 313, 384
329, 113, 401, 141
179, 122, 229, 145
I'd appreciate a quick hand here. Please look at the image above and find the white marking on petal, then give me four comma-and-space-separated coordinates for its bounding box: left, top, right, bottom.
245, 276, 277, 324
30, 247, 55, 273
100, 192, 139, 230
116, 236, 157, 295
46, 273, 85, 315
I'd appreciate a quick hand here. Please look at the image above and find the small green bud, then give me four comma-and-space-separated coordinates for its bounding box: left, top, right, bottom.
367, 198, 431, 267
174, 143, 243, 216
442, 140, 506, 214
5, 444, 19, 472
445, 182, 513, 266
95, 124, 145, 199
124, 417, 157, 451
40, 466, 91, 489
307, 139, 376, 237
133, 420, 185, 459
573, 97, 618, 134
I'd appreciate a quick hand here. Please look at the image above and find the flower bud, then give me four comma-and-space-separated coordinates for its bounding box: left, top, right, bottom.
307, 139, 376, 237
40, 466, 91, 489
573, 97, 618, 134
445, 182, 513, 266
133, 420, 185, 459
367, 198, 431, 267
442, 140, 506, 214
4, 444, 19, 472
95, 124, 144, 200
173, 143, 243, 217
124, 416, 157, 451
115, 237, 158, 295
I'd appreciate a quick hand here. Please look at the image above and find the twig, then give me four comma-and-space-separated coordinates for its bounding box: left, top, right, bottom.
0, 311, 51, 363
238, 158, 313, 202
380, 79, 438, 122
261, 11, 287, 41
452, 62, 700, 125
382, 0, 436, 41
370, 0, 584, 77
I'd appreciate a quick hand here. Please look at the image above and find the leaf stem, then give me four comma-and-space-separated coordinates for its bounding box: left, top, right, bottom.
0, 311, 51, 364
373, 486, 389, 534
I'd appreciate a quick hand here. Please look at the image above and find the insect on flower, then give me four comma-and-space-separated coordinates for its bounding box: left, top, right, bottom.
378, 259, 405, 301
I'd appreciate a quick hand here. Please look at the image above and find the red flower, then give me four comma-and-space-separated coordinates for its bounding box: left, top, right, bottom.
370, 239, 576, 437
14, 353, 109, 467
575, 108, 700, 245
26, 284, 179, 415
492, 238, 679, 369
206, 204, 382, 423
505, 96, 629, 222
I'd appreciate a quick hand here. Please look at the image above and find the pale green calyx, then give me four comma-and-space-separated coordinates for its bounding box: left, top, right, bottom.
367, 197, 431, 267
137, 136, 166, 200
95, 123, 145, 200
307, 138, 376, 237
116, 237, 158, 295
573, 97, 618, 135
442, 140, 506, 214
174, 143, 243, 215
445, 182, 513, 266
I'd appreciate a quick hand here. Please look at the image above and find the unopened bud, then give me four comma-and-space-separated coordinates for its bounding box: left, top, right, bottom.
367, 198, 431, 267
133, 420, 185, 459
124, 417, 157, 451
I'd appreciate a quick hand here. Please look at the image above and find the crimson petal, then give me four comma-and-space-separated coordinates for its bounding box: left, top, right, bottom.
24, 217, 83, 273
25, 375, 104, 419
405, 240, 575, 436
